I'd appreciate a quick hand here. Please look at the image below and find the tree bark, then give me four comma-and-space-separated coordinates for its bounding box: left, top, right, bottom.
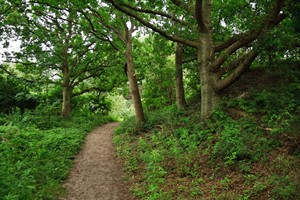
196, 0, 220, 120
61, 77, 73, 117
124, 27, 146, 125
175, 43, 186, 109
198, 32, 220, 120
61, 16, 73, 118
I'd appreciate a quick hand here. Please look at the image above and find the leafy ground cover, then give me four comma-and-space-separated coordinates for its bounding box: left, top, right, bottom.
0, 110, 112, 200
114, 68, 300, 200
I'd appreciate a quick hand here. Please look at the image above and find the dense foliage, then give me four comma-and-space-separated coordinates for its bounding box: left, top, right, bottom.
0, 75, 38, 113
114, 66, 300, 199
0, 110, 112, 199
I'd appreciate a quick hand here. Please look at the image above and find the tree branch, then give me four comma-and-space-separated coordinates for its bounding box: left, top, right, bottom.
170, 0, 194, 17
72, 69, 106, 87
219, 53, 249, 76
73, 86, 106, 97
211, 31, 260, 71
264, 0, 286, 30
120, 2, 188, 25
215, 50, 258, 92
0, 64, 34, 84
214, 0, 287, 53
195, 0, 205, 31
78, 10, 98, 33
212, 0, 287, 72
183, 57, 197, 64
214, 36, 239, 52
88, 6, 126, 41
106, 0, 198, 47
28, 1, 70, 12
71, 54, 113, 86
70, 59, 94, 85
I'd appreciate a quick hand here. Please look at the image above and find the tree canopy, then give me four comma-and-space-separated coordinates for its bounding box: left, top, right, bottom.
0, 0, 299, 119
105, 0, 298, 119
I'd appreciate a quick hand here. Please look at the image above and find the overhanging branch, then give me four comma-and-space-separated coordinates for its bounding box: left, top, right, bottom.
73, 86, 106, 97
212, 0, 287, 72
120, 2, 188, 25
0, 64, 34, 84
171, 0, 194, 17
215, 50, 258, 92
214, 36, 239, 52
195, 0, 205, 31
106, 0, 198, 48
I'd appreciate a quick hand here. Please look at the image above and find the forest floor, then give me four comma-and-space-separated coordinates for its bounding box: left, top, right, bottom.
61, 122, 133, 200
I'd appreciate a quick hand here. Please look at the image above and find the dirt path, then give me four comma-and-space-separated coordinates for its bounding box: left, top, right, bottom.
62, 123, 133, 200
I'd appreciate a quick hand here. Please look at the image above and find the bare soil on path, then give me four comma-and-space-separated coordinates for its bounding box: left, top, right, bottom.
62, 122, 133, 200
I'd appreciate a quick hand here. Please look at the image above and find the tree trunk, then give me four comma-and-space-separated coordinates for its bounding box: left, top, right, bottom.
124, 29, 146, 125
175, 43, 186, 110
198, 33, 220, 120
61, 77, 73, 117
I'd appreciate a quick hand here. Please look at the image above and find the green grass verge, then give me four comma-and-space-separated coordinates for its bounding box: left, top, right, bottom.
0, 111, 112, 200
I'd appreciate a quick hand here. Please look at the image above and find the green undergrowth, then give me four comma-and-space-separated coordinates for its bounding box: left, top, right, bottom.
0, 109, 113, 200
114, 70, 300, 199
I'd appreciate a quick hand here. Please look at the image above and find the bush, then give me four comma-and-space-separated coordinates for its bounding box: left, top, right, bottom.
212, 117, 270, 164
0, 76, 39, 113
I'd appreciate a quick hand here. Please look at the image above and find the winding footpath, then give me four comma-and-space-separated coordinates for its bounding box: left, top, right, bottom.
62, 123, 133, 200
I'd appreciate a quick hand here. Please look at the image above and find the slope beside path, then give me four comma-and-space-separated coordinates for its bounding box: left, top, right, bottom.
61, 122, 133, 200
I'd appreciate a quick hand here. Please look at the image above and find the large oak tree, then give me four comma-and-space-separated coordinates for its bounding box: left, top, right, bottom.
1, 0, 119, 117
106, 0, 290, 120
